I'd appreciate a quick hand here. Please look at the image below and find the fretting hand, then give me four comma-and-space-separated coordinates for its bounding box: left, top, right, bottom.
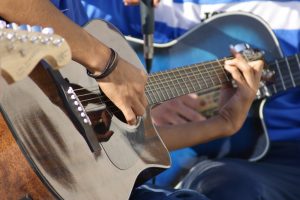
217, 52, 264, 134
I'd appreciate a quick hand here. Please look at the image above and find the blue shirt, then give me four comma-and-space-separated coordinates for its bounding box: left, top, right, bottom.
51, 0, 88, 26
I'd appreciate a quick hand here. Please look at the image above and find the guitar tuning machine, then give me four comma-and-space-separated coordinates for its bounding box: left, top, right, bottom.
230, 43, 264, 61
230, 43, 250, 53
0, 20, 62, 47
42, 27, 54, 35
6, 22, 18, 30
19, 24, 32, 32
0, 20, 7, 29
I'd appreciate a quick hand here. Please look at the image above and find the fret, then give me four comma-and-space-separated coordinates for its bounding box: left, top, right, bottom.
145, 88, 158, 105
296, 54, 300, 72
285, 57, 296, 87
150, 82, 162, 103
203, 63, 216, 86
217, 59, 229, 82
186, 66, 198, 92
171, 69, 185, 96
210, 63, 220, 85
196, 65, 209, 89
168, 71, 181, 97
274, 60, 286, 91
184, 67, 196, 93
212, 65, 222, 84
174, 69, 191, 95
182, 68, 194, 94
190, 66, 203, 92
293, 54, 300, 86
190, 64, 204, 92
146, 73, 161, 103
280, 58, 294, 89
146, 91, 155, 105
164, 71, 176, 99
158, 73, 170, 100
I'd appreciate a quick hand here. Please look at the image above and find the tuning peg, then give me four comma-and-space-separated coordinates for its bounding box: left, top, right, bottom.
230, 43, 250, 53
19, 24, 32, 32
0, 20, 7, 29
31, 25, 42, 32
7, 23, 18, 30
42, 27, 54, 35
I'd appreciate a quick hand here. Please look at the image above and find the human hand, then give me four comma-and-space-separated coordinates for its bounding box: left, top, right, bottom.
123, 0, 160, 7
217, 53, 264, 135
97, 57, 148, 125
151, 93, 206, 126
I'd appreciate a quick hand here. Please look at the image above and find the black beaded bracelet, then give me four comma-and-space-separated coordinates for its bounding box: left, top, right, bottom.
86, 48, 119, 80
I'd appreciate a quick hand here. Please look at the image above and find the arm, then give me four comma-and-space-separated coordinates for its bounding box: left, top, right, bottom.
157, 54, 264, 151
0, 0, 147, 124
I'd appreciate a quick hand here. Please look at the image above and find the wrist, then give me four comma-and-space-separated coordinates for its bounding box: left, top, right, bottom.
86, 48, 119, 80
87, 45, 111, 73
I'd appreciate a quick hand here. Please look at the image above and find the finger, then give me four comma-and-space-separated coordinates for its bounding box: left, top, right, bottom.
248, 60, 264, 81
139, 93, 148, 108
123, 0, 139, 6
225, 54, 255, 88
153, 0, 160, 6
175, 102, 206, 121
224, 64, 246, 89
120, 105, 137, 125
168, 114, 188, 125
182, 93, 201, 109
132, 99, 146, 117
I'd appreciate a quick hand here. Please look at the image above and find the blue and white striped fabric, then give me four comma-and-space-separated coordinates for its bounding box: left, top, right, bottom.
80, 0, 300, 56
153, 0, 300, 56
51, 0, 89, 26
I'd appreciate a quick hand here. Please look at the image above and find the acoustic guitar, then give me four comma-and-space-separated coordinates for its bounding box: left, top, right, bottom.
127, 12, 299, 186
0, 19, 267, 199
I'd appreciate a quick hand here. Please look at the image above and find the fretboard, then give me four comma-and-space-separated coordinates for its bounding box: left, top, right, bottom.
266, 53, 300, 96
145, 58, 231, 105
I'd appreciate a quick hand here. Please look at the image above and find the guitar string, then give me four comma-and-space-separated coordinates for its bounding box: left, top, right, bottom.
76, 71, 228, 105
80, 71, 300, 115
73, 65, 230, 102
74, 55, 300, 114
75, 62, 230, 94
73, 57, 299, 101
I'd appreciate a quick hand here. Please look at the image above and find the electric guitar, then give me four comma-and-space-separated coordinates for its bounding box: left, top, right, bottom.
127, 11, 290, 186
0, 18, 267, 199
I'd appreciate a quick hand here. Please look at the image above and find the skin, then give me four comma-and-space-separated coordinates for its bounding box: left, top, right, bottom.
151, 93, 207, 126
124, 0, 160, 7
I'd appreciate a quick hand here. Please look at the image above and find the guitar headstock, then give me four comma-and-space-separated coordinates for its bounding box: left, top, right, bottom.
0, 20, 71, 83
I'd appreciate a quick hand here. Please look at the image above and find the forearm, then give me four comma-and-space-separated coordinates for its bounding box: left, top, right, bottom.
0, 0, 109, 72
157, 115, 233, 151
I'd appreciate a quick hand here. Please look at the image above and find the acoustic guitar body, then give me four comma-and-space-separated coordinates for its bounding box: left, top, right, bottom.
0, 20, 170, 200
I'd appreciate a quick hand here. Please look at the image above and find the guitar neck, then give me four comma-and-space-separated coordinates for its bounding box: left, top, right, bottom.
267, 53, 300, 96
146, 58, 231, 105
